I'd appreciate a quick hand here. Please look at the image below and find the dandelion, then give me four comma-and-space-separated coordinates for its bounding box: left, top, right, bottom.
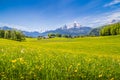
74, 69, 77, 73
87, 58, 91, 62
20, 76, 24, 79
98, 74, 102, 78
11, 59, 17, 63
12, 65, 15, 68
19, 58, 24, 62
77, 63, 80, 66
19, 58, 25, 64
110, 78, 114, 80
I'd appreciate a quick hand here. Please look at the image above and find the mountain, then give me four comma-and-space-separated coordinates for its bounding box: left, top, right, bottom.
0, 26, 14, 30
40, 22, 92, 36
0, 22, 92, 37
109, 19, 120, 24
0, 26, 40, 37
22, 31, 40, 37
89, 27, 102, 36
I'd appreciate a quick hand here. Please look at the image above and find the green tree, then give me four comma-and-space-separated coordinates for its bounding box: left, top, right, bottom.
100, 22, 120, 36
48, 33, 56, 38
16, 31, 25, 41
0, 30, 5, 38
10, 30, 17, 40
62, 34, 69, 38
4, 30, 9, 39
55, 33, 62, 37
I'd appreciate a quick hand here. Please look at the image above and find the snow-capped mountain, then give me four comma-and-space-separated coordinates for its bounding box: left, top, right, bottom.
59, 21, 81, 29
0, 22, 92, 37
40, 22, 92, 36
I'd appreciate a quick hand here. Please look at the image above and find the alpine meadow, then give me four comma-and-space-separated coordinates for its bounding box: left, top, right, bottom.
0, 35, 120, 80
1, 0, 120, 80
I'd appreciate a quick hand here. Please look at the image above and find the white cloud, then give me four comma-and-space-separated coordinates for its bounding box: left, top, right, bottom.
1, 9, 120, 31
74, 9, 120, 28
104, 0, 120, 7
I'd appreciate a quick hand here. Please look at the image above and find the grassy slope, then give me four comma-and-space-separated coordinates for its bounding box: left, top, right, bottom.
0, 35, 120, 80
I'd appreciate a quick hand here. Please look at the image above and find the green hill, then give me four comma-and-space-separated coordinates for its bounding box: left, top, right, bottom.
100, 22, 120, 36
0, 35, 120, 80
89, 22, 120, 36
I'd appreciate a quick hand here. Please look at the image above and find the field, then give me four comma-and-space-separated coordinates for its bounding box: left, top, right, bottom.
0, 35, 120, 80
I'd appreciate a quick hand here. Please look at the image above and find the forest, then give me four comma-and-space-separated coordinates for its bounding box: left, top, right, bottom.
100, 22, 120, 36
0, 30, 25, 41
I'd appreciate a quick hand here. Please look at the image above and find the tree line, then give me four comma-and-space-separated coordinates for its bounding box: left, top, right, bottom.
0, 30, 25, 41
100, 22, 120, 36
37, 33, 89, 40
48, 33, 73, 38
38, 33, 73, 40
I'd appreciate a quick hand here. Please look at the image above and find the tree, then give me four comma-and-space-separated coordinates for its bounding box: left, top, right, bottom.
0, 30, 5, 38
10, 30, 17, 40
4, 30, 9, 39
62, 34, 69, 38
0, 29, 25, 41
100, 22, 120, 36
55, 33, 62, 37
48, 33, 56, 38
15, 31, 25, 41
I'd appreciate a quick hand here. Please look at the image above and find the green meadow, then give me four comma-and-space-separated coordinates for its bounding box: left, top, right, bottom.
0, 35, 120, 80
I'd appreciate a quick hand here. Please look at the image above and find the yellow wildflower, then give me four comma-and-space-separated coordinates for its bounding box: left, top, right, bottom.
110, 78, 114, 80
20, 76, 24, 79
11, 59, 17, 63
19, 58, 24, 62
68, 65, 72, 72
74, 69, 77, 73
77, 63, 80, 66
12, 65, 15, 68
98, 74, 102, 78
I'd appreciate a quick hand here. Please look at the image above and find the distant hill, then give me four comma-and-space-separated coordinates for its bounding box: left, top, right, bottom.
0, 26, 14, 30
0, 26, 40, 37
89, 22, 120, 36
40, 22, 92, 36
22, 31, 40, 37
100, 22, 120, 36
89, 19, 120, 36
0, 22, 92, 37
89, 27, 104, 36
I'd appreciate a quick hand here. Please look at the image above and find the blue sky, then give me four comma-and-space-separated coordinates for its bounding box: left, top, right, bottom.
0, 0, 120, 32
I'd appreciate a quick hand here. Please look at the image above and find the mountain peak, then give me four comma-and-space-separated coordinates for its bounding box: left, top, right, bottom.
60, 22, 82, 29
108, 19, 120, 24
0, 26, 14, 30
40, 22, 92, 36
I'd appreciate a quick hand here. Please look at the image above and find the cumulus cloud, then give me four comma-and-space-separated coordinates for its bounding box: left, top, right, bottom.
104, 0, 120, 7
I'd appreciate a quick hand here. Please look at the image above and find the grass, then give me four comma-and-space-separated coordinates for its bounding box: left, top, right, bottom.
0, 35, 120, 80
